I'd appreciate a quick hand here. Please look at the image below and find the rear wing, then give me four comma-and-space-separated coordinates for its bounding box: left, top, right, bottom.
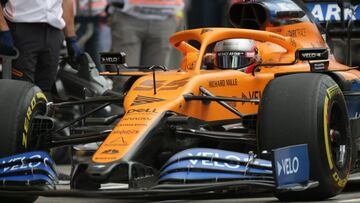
228, 0, 359, 66
305, 1, 360, 36
304, 1, 360, 66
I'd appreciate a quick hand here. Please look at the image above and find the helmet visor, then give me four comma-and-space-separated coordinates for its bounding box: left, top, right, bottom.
215, 51, 254, 69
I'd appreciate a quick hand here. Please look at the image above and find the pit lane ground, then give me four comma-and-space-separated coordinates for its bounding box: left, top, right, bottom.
35, 166, 360, 203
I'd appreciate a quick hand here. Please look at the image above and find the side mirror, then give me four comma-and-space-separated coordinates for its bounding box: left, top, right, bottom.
100, 52, 126, 65
296, 48, 329, 61
296, 48, 329, 72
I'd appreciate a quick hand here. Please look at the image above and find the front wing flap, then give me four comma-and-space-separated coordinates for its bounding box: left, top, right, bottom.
0, 145, 316, 199
0, 151, 58, 190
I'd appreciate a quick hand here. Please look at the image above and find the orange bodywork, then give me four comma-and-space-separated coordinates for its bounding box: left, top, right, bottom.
93, 22, 359, 163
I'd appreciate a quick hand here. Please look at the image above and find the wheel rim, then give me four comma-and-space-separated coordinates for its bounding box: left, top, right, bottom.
329, 101, 349, 169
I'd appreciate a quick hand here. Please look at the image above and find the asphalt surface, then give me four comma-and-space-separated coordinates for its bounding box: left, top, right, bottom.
34, 166, 360, 203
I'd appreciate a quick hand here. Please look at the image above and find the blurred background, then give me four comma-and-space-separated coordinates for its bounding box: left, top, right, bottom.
74, 0, 360, 71
73, 0, 236, 71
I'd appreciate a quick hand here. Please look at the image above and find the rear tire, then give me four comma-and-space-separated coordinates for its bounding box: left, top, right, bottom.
258, 74, 351, 201
0, 79, 48, 203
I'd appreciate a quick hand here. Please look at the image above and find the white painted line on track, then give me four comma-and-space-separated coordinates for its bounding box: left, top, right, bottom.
349, 172, 360, 181
100, 183, 128, 190
339, 198, 360, 203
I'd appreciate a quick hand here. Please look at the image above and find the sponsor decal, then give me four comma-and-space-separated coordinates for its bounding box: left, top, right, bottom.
159, 77, 190, 91
217, 52, 244, 56
117, 123, 147, 127
127, 108, 158, 114
310, 61, 329, 71
276, 156, 299, 176
302, 52, 321, 59
100, 52, 126, 65
241, 91, 261, 104
273, 144, 309, 186
131, 95, 165, 106
106, 130, 138, 147
134, 78, 190, 91
134, 80, 166, 91
94, 157, 116, 161
285, 28, 306, 38
188, 152, 246, 169
208, 79, 238, 88
307, 3, 360, 22
289, 38, 297, 47
108, 136, 128, 146
183, 150, 270, 169
209, 80, 225, 88
123, 117, 152, 121
164, 148, 272, 179
112, 130, 139, 135
101, 56, 119, 64
1, 154, 47, 173
161, 159, 273, 176
101, 149, 119, 155
298, 48, 328, 61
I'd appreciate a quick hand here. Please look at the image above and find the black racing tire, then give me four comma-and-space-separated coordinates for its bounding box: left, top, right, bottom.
0, 79, 48, 203
258, 74, 352, 201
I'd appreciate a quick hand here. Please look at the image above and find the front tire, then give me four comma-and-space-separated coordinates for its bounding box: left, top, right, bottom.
258, 74, 351, 201
0, 79, 48, 203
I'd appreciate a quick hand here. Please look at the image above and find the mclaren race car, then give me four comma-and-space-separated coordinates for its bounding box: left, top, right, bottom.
0, 0, 359, 202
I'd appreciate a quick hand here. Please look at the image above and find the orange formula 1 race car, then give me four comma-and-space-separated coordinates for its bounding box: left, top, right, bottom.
0, 0, 359, 202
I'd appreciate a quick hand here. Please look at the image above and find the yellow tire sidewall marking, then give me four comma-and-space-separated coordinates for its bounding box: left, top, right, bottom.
21, 91, 47, 149
324, 84, 348, 188
323, 95, 333, 170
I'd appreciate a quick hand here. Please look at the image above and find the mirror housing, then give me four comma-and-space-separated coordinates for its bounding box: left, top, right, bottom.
100, 52, 126, 65
296, 48, 329, 61
296, 48, 330, 72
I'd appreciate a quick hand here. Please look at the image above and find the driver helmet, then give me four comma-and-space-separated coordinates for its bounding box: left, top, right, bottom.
213, 38, 260, 73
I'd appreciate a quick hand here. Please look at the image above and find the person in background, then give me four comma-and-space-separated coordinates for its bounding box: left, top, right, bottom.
0, 0, 81, 98
76, 0, 110, 71
107, 0, 184, 92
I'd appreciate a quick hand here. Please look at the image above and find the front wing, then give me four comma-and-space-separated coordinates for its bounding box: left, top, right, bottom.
0, 145, 317, 200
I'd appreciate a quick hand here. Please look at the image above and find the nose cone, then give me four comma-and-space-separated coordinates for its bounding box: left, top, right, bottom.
72, 161, 159, 190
